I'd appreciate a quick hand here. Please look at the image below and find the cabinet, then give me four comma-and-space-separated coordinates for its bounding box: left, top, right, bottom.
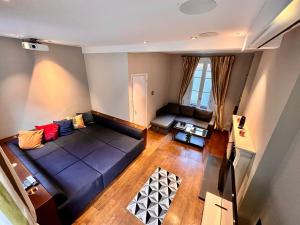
201, 192, 233, 225
231, 115, 256, 207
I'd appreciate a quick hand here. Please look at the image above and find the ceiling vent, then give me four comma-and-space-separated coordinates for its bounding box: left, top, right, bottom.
179, 0, 216, 15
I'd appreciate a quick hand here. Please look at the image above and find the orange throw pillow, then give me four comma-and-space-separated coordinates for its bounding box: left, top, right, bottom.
18, 130, 44, 150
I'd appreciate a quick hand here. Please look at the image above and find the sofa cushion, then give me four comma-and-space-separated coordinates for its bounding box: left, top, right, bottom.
180, 105, 195, 117
54, 120, 73, 136
108, 134, 144, 154
25, 141, 62, 160
80, 125, 123, 143
54, 131, 85, 147
175, 116, 193, 124
165, 103, 180, 115
62, 135, 107, 159
83, 144, 126, 186
150, 114, 176, 129
36, 149, 78, 176
55, 161, 104, 223
194, 108, 213, 122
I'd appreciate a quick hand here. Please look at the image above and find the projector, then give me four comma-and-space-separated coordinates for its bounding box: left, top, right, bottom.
22, 40, 49, 51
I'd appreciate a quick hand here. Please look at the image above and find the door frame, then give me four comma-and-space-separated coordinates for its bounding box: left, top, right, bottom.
130, 73, 148, 126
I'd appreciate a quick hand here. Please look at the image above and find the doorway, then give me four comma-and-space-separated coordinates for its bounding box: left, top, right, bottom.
131, 74, 147, 126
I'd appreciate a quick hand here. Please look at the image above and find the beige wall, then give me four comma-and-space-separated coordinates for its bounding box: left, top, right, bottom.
168, 53, 254, 130
84, 53, 130, 120
238, 26, 300, 224
128, 53, 171, 125
0, 37, 91, 139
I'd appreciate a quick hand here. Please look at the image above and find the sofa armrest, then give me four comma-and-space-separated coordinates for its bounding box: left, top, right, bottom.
156, 105, 167, 117
207, 116, 215, 138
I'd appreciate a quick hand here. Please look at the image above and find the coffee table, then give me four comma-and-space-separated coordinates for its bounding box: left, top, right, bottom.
172, 122, 208, 148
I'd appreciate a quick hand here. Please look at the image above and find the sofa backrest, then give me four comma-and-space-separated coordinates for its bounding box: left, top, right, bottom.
93, 113, 144, 140
194, 108, 213, 122
157, 103, 213, 122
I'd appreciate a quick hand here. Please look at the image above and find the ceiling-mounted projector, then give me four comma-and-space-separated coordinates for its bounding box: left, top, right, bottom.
22, 39, 49, 51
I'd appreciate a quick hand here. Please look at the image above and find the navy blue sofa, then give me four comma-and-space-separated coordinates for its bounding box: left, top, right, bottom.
6, 111, 146, 224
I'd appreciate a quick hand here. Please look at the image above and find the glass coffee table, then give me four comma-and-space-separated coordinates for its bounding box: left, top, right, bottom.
172, 122, 208, 148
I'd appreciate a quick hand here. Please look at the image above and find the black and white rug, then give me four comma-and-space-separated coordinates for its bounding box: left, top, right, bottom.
127, 167, 182, 225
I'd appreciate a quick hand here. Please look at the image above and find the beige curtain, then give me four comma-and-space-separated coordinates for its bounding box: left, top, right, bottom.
178, 56, 201, 104
211, 56, 235, 130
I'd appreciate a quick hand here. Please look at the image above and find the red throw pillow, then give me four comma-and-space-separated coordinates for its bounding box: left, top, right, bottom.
35, 123, 59, 142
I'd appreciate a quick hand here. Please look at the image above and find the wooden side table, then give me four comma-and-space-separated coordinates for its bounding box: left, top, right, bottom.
0, 138, 62, 225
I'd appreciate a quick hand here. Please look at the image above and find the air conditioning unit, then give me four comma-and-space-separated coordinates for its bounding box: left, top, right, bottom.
22, 39, 49, 51
245, 0, 300, 50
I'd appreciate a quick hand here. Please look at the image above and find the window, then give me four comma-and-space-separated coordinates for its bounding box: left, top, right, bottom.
186, 58, 213, 109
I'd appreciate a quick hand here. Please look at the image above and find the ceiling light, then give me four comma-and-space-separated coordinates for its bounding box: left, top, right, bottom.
179, 0, 217, 15
143, 41, 148, 44
198, 32, 218, 37
235, 32, 247, 37
2, 0, 10, 2
191, 36, 198, 40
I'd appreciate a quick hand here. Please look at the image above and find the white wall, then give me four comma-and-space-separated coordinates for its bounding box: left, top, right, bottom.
260, 128, 300, 225
84, 53, 130, 120
238, 26, 300, 224
0, 37, 91, 139
128, 53, 171, 125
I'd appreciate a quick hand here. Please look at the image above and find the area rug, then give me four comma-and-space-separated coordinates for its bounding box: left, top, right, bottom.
127, 167, 182, 225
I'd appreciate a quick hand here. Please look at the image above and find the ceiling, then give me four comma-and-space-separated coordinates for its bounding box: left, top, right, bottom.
0, 0, 295, 53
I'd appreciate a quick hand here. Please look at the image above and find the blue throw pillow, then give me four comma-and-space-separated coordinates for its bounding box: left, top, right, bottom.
53, 119, 73, 136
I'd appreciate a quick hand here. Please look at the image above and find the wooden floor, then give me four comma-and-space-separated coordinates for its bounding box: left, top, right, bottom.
74, 130, 228, 225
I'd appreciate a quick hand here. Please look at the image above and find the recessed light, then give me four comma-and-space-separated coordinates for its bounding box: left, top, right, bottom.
191, 36, 198, 40
143, 41, 148, 44
179, 0, 217, 15
235, 32, 247, 37
198, 32, 218, 37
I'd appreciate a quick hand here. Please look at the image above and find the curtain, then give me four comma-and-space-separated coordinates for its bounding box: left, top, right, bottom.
0, 147, 37, 225
211, 56, 235, 130
178, 56, 201, 104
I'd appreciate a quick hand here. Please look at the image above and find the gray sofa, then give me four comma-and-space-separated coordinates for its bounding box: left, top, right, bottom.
150, 103, 215, 137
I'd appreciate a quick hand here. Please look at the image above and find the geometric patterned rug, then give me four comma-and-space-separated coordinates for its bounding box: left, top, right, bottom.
127, 167, 182, 225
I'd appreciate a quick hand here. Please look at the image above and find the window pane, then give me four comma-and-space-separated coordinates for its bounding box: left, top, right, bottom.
190, 91, 199, 105
191, 77, 201, 91
203, 78, 212, 92
197, 63, 204, 70
206, 63, 211, 72
200, 92, 210, 108
193, 70, 202, 78
206, 71, 211, 78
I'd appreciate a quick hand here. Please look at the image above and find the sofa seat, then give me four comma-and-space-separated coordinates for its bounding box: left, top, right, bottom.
83, 144, 127, 186
55, 161, 104, 222
150, 114, 176, 129
80, 124, 123, 143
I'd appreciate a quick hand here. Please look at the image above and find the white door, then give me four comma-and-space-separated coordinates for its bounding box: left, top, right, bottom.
132, 74, 147, 126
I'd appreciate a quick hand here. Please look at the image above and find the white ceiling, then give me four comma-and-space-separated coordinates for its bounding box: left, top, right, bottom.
0, 0, 294, 53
